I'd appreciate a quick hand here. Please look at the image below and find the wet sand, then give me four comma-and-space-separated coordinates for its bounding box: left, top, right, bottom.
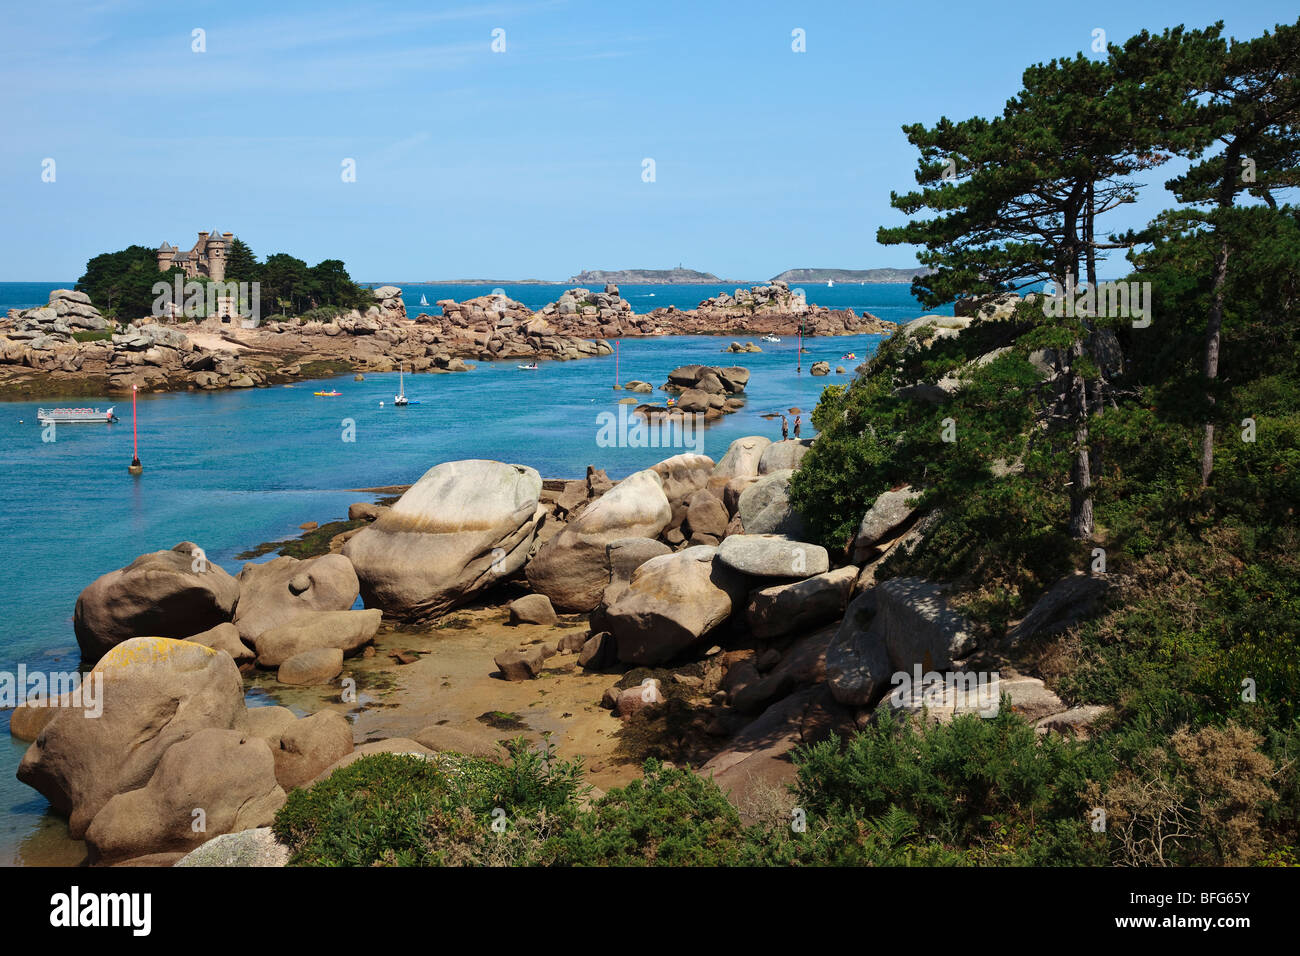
250, 601, 646, 795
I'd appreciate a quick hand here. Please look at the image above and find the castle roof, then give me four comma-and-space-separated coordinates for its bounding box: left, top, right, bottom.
158, 242, 177, 252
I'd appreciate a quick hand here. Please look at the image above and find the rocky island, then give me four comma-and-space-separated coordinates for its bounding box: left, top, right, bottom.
0, 281, 891, 396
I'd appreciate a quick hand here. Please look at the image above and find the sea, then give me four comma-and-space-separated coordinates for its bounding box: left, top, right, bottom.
0, 280, 951, 865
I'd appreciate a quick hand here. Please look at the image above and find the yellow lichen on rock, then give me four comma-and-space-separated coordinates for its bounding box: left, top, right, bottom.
93, 636, 219, 673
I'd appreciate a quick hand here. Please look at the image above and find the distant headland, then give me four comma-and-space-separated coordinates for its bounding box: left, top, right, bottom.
409, 266, 931, 285
769, 268, 931, 284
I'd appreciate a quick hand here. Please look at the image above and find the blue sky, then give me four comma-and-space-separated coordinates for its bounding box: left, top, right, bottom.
1, 0, 1294, 281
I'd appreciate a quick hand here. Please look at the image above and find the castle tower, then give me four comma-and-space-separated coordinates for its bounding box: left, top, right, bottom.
207, 229, 226, 282
157, 242, 176, 272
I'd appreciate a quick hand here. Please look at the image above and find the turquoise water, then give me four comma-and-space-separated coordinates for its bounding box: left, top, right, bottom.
0, 282, 948, 864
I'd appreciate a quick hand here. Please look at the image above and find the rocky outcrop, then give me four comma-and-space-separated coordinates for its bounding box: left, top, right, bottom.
735, 469, 804, 536
84, 728, 285, 864
650, 452, 715, 506
757, 439, 811, 474
413, 724, 506, 759
605, 546, 747, 665
495, 643, 556, 681
825, 592, 893, 707
745, 565, 857, 640
344, 459, 544, 620
17, 637, 248, 840
73, 542, 240, 663
526, 468, 672, 611
878, 672, 1068, 726
276, 646, 345, 685
233, 553, 360, 645
826, 578, 976, 707
597, 537, 673, 609
850, 486, 918, 562
371, 285, 407, 321
254, 608, 382, 667
270, 711, 354, 790
716, 534, 829, 578
186, 621, 255, 666
175, 827, 290, 867
1005, 573, 1109, 646
700, 684, 855, 822
1, 278, 891, 396
712, 436, 772, 481
8, 289, 108, 339
508, 594, 558, 625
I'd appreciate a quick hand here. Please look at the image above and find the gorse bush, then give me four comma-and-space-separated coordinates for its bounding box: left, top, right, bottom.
545, 760, 746, 866
1088, 722, 1280, 866
790, 708, 1109, 865
272, 739, 585, 866
272, 707, 1293, 866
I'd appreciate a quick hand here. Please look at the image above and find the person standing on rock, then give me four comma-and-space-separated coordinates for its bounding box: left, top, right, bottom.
780, 414, 789, 441
793, 415, 802, 439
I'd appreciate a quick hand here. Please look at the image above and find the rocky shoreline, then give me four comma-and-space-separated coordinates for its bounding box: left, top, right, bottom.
10, 416, 1103, 866
0, 281, 892, 397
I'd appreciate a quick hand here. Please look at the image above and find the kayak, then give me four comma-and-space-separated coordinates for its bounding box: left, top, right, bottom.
314, 390, 342, 396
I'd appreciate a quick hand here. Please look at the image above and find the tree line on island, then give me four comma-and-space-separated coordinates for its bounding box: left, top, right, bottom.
75, 238, 374, 323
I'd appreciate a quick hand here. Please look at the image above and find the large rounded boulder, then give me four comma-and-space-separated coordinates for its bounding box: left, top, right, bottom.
254, 608, 381, 667
736, 469, 805, 536
526, 468, 672, 612
233, 553, 360, 644
84, 728, 285, 864
343, 460, 544, 620
17, 637, 248, 840
758, 439, 811, 474
650, 453, 715, 507
73, 542, 240, 663
605, 546, 748, 665
711, 436, 772, 481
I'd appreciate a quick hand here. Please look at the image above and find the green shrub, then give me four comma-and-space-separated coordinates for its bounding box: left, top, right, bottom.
273, 740, 585, 866
545, 760, 745, 866
788, 708, 1109, 865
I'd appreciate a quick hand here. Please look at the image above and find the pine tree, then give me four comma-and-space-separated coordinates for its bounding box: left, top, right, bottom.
878, 44, 1188, 538
1158, 19, 1300, 486
224, 237, 260, 283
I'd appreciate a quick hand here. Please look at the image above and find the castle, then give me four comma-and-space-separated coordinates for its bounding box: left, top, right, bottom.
157, 230, 234, 281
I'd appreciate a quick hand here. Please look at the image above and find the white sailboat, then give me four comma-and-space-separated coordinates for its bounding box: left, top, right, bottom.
419, 293, 429, 306
394, 364, 409, 406
826, 279, 834, 287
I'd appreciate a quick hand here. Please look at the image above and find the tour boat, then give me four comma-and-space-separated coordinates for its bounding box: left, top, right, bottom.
761, 334, 781, 343
517, 362, 539, 370
313, 390, 342, 397
37, 406, 116, 424
394, 365, 409, 406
